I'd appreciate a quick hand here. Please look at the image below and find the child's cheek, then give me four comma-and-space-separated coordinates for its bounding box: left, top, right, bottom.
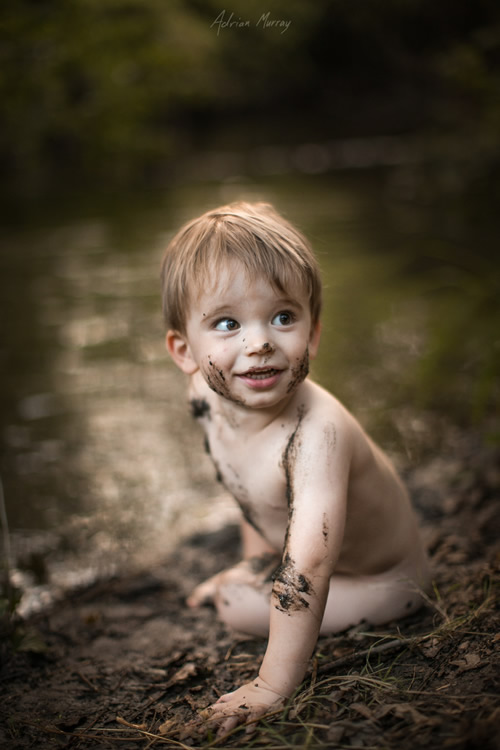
201, 357, 227, 398
201, 357, 246, 406
286, 347, 310, 394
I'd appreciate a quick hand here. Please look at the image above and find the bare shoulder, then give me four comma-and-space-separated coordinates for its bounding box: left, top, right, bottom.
299, 381, 357, 449
296, 380, 387, 480
303, 382, 408, 504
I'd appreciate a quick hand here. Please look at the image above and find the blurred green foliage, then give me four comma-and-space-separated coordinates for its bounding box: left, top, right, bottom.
1, 0, 499, 192
417, 255, 500, 426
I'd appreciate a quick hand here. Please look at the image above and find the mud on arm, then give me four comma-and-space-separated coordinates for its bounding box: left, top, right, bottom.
258, 416, 352, 696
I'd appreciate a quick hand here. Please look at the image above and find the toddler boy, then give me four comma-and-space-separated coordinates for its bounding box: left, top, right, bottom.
161, 201, 430, 736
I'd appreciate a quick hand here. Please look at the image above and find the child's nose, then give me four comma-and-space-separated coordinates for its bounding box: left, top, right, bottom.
247, 338, 275, 355
245, 323, 276, 355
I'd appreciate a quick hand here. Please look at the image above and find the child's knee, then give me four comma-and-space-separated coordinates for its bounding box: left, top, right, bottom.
215, 582, 270, 637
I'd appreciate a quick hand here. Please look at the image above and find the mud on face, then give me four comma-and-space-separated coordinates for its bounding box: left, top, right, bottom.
286, 348, 310, 394
202, 357, 246, 406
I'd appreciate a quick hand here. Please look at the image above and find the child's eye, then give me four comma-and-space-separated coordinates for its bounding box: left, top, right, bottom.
214, 318, 240, 332
272, 311, 294, 326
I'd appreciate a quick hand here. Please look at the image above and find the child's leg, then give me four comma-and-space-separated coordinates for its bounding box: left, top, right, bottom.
215, 554, 431, 637
187, 519, 278, 608
187, 555, 276, 608
215, 580, 272, 637
319, 567, 427, 634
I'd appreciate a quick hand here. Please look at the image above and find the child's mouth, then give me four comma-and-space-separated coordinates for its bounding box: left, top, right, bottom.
238, 368, 283, 389
242, 368, 280, 380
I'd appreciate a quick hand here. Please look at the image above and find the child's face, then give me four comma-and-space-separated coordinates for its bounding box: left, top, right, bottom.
179, 260, 320, 409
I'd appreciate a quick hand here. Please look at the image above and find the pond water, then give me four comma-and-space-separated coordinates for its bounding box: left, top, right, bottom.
0, 168, 498, 614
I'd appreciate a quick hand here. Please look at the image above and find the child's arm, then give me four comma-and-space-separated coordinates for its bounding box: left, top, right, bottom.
202, 418, 351, 735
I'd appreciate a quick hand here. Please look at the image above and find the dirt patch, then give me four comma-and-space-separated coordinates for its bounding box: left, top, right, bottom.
1, 435, 499, 750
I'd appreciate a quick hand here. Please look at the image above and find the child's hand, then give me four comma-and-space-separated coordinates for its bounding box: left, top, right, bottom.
196, 677, 286, 737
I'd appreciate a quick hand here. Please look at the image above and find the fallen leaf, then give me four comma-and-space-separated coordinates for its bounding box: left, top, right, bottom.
184, 693, 204, 711
394, 704, 436, 726
351, 702, 375, 720
421, 637, 443, 658
327, 724, 345, 743
158, 718, 178, 735
164, 662, 197, 688
450, 653, 482, 672
375, 703, 439, 726
464, 653, 481, 668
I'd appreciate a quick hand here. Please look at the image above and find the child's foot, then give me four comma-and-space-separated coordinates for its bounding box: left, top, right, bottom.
187, 575, 220, 607
187, 558, 276, 608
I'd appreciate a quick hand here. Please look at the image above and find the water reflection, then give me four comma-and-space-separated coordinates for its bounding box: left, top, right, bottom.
0, 207, 238, 614
0, 173, 498, 614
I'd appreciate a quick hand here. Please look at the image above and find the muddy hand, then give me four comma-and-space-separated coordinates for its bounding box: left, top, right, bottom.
199, 678, 286, 738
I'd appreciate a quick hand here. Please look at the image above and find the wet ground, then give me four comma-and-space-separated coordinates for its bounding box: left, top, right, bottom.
1, 425, 498, 749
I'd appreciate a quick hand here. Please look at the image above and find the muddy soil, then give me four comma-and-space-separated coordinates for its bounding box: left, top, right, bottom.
1, 433, 499, 750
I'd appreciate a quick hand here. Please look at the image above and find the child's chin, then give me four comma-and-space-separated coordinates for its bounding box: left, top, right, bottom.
244, 391, 288, 409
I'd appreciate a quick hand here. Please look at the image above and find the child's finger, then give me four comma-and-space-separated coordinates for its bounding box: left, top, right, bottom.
178, 716, 205, 740
214, 690, 236, 704
216, 714, 241, 738
197, 708, 213, 720
244, 715, 260, 736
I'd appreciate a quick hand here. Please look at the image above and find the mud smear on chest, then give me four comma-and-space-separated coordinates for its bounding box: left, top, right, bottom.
204, 435, 263, 536
197, 376, 260, 535
233, 489, 263, 537
282, 404, 305, 539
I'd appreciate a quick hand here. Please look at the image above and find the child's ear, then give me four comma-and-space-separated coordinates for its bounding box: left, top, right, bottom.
166, 330, 198, 375
309, 320, 321, 360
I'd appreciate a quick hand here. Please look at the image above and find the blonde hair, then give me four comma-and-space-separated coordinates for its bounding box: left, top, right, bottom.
160, 201, 322, 333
